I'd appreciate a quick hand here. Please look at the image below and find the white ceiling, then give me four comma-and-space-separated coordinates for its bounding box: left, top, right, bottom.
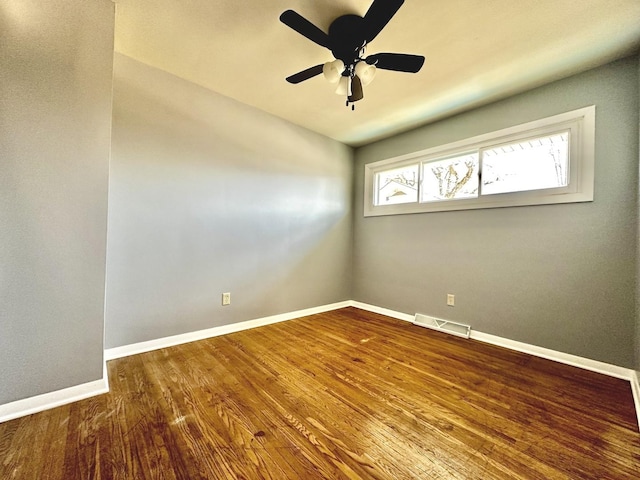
114, 0, 640, 147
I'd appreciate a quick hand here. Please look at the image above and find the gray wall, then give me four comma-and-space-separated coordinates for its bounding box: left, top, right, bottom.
353, 57, 639, 368
637, 52, 640, 374
0, 0, 114, 403
105, 54, 353, 348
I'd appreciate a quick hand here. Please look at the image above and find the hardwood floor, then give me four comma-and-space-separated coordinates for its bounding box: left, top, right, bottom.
1, 307, 639, 479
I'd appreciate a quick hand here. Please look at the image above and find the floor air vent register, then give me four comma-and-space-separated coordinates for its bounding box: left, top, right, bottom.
413, 313, 471, 339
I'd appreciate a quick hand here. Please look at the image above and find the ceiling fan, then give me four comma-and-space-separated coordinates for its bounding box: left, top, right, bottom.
280, 0, 425, 109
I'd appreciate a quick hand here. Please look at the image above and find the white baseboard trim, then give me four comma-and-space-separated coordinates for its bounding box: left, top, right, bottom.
3, 300, 638, 432
349, 301, 415, 322
631, 371, 640, 431
2, 302, 350, 424
350, 301, 634, 379
105, 300, 351, 361
103, 357, 110, 392
0, 377, 108, 424
469, 330, 634, 380
350, 301, 639, 431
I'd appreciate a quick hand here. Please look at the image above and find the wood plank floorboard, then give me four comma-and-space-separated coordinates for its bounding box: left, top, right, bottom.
1, 307, 639, 479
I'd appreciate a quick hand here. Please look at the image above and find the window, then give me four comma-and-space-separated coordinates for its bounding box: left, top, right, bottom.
421, 152, 479, 202
481, 131, 569, 196
375, 164, 419, 205
364, 106, 595, 216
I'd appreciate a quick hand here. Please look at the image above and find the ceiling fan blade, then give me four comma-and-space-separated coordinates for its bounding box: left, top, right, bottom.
286, 64, 324, 84
349, 76, 364, 102
363, 0, 404, 43
279, 10, 331, 49
366, 53, 425, 73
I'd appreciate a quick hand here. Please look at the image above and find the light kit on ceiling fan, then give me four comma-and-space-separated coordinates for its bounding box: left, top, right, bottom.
355, 60, 376, 86
280, 0, 424, 111
335, 75, 352, 96
323, 59, 345, 83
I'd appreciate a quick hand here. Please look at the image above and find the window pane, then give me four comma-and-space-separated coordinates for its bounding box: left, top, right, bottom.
421, 153, 479, 202
375, 164, 419, 205
482, 132, 569, 195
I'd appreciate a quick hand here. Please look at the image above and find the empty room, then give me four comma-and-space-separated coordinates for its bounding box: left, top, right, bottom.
1, 0, 640, 478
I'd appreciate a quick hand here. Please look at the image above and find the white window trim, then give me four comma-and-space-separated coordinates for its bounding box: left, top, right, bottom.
364, 106, 595, 217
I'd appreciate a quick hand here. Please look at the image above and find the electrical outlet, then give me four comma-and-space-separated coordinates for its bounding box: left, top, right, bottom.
222, 292, 231, 306
447, 294, 455, 307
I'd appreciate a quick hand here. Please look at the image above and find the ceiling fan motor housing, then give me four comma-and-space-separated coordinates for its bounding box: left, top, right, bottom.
328, 15, 368, 66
